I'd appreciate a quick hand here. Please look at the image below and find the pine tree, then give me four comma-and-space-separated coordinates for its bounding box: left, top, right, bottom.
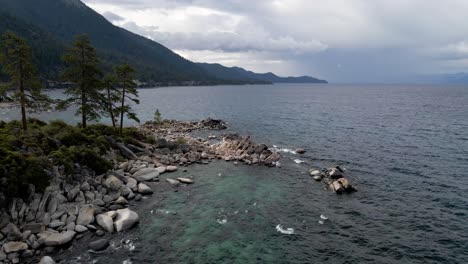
115, 63, 140, 133
60, 34, 102, 128
0, 31, 50, 131
102, 73, 119, 128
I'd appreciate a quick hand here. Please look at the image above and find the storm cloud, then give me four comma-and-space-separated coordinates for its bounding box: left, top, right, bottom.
84, 0, 468, 82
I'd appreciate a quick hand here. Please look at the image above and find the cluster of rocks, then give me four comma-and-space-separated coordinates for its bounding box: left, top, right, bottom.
0, 159, 188, 263
214, 134, 281, 167
0, 118, 279, 263
141, 121, 281, 168
143, 118, 227, 134
310, 166, 357, 194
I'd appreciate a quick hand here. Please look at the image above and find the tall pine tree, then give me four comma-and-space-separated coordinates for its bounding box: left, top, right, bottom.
115, 63, 140, 133
60, 34, 102, 128
102, 73, 119, 128
0, 31, 50, 131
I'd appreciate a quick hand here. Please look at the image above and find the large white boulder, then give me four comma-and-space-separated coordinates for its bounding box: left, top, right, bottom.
76, 205, 95, 226
134, 172, 159, 182
43, 231, 76, 246
165, 178, 180, 186
133, 168, 159, 179
177, 178, 194, 184
126, 177, 138, 189
96, 214, 114, 233
3, 241, 28, 253
39, 256, 56, 264
156, 166, 167, 174
114, 209, 139, 232
166, 166, 178, 172
104, 175, 123, 191
138, 183, 153, 195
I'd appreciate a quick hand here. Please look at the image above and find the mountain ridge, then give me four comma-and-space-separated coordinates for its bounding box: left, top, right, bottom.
0, 0, 327, 85
197, 63, 327, 84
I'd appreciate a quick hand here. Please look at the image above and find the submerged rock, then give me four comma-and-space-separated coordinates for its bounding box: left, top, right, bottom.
166, 178, 180, 186
309, 170, 321, 176
89, 239, 109, 251
295, 148, 306, 154
177, 178, 194, 184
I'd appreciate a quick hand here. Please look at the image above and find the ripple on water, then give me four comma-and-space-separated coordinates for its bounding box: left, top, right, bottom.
52, 84, 468, 264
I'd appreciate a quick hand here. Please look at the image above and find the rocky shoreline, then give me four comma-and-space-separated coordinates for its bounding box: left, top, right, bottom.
0, 118, 283, 264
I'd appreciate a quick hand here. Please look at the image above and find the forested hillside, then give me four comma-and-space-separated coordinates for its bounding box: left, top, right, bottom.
0, 0, 326, 84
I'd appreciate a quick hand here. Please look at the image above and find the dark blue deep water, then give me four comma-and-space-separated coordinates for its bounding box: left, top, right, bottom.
4, 84, 467, 263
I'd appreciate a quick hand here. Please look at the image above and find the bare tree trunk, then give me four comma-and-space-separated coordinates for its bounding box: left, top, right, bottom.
119, 86, 126, 134
80, 48, 87, 128
81, 87, 86, 128
108, 88, 116, 128
19, 63, 27, 131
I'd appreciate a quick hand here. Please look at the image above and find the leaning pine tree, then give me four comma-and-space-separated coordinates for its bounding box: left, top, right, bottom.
102, 73, 120, 128
115, 63, 140, 133
0, 31, 50, 131
60, 34, 102, 128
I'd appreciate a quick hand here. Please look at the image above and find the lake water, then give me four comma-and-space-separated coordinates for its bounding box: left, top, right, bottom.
5, 84, 468, 263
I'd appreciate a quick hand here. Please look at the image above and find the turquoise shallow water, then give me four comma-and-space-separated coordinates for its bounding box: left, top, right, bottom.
7, 84, 468, 263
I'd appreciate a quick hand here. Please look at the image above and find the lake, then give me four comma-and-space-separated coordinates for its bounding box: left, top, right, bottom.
4, 83, 468, 264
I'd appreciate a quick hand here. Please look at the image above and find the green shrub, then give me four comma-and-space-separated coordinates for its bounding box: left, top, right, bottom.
175, 137, 187, 146
153, 109, 162, 123
49, 145, 112, 175
0, 148, 50, 197
121, 127, 147, 141
146, 135, 156, 144
0, 119, 154, 198
41, 120, 69, 136
56, 128, 90, 147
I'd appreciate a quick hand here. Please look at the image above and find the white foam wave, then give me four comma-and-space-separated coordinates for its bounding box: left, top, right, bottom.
123, 260, 133, 264
276, 224, 295, 235
294, 159, 306, 164
320, 214, 329, 220
270, 146, 297, 155
156, 209, 176, 215
122, 239, 136, 251
217, 218, 227, 225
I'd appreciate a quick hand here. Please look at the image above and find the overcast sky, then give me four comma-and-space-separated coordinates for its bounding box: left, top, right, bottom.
82, 0, 468, 83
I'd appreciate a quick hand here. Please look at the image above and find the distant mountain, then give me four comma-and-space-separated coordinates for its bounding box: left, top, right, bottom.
0, 0, 327, 85
421, 73, 468, 84
198, 63, 328, 84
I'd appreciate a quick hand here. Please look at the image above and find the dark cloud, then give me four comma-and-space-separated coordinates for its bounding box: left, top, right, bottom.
83, 0, 468, 82
102, 11, 124, 22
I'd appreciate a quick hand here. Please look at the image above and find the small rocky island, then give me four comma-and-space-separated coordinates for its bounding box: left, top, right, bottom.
0, 118, 282, 264
309, 166, 357, 194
